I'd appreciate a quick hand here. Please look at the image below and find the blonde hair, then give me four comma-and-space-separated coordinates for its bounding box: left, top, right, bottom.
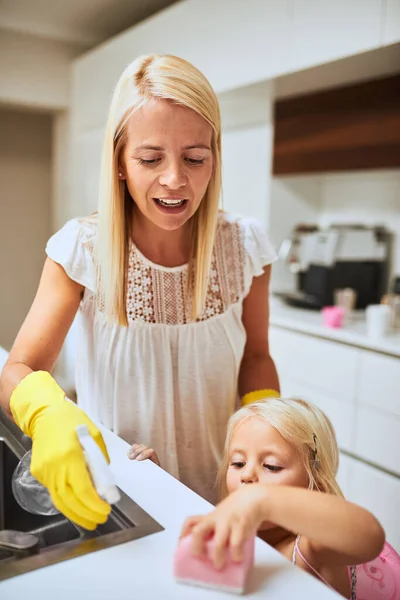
96, 54, 222, 325
217, 397, 343, 499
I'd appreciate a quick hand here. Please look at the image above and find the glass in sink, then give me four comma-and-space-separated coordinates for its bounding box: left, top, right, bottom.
0, 439, 82, 562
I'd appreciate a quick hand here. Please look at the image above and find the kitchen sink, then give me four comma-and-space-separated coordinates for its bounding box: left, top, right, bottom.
0, 410, 164, 581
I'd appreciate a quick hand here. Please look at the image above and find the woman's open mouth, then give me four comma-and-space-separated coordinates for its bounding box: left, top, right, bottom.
153, 198, 188, 214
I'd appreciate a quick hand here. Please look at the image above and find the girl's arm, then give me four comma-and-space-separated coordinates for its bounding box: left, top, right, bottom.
260, 485, 385, 566
181, 484, 385, 569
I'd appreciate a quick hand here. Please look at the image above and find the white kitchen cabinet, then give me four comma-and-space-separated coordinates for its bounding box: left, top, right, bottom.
357, 351, 400, 418
354, 406, 400, 475
382, 0, 400, 44
279, 379, 356, 452
345, 456, 400, 552
290, 0, 382, 71
269, 327, 359, 402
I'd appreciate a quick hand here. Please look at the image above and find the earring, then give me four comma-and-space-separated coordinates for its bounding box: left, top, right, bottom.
118, 173, 122, 177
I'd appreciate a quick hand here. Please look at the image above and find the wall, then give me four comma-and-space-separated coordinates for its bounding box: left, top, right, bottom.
319, 170, 400, 278
0, 108, 52, 350
269, 177, 322, 292
270, 169, 400, 293
0, 28, 85, 110
222, 125, 272, 227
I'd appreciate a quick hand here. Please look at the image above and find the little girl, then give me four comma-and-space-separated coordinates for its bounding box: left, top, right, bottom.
179, 398, 389, 599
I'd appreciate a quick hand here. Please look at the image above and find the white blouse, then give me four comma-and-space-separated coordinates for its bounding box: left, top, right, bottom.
46, 211, 277, 504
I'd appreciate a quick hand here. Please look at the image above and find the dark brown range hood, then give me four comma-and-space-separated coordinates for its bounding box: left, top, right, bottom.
273, 74, 400, 175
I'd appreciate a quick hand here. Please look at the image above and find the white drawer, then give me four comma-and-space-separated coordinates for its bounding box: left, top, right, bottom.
270, 327, 359, 402
279, 379, 356, 452
357, 351, 400, 417
345, 457, 400, 552
354, 406, 400, 475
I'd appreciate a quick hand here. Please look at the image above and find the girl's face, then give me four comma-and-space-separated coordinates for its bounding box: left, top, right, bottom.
120, 98, 214, 233
226, 417, 309, 494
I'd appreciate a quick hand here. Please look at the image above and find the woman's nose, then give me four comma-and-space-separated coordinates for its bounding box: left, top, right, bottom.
159, 161, 186, 189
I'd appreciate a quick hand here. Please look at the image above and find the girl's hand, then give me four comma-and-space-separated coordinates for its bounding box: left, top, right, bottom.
127, 443, 160, 466
180, 484, 268, 569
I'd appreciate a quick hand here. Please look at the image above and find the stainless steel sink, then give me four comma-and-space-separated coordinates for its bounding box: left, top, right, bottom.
0, 410, 164, 581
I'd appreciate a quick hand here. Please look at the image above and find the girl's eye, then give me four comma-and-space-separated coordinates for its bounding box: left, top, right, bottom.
230, 461, 245, 469
185, 157, 205, 165
264, 464, 283, 472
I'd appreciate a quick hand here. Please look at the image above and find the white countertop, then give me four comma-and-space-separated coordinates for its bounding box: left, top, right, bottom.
270, 296, 400, 357
0, 407, 340, 598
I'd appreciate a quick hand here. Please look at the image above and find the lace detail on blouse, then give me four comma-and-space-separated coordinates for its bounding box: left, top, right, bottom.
125, 218, 245, 325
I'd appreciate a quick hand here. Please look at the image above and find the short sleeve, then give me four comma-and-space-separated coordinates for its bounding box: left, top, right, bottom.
45, 219, 96, 291
241, 217, 277, 294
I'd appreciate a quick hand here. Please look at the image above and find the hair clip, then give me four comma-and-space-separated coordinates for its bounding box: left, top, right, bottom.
312, 433, 320, 469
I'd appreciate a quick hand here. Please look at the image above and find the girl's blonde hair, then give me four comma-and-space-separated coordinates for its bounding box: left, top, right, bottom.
96, 54, 222, 325
217, 397, 343, 499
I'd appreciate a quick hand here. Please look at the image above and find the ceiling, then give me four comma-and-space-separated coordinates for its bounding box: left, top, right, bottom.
0, 0, 179, 48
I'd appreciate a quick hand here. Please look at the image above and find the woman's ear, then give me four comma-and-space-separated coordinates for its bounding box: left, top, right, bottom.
118, 167, 126, 180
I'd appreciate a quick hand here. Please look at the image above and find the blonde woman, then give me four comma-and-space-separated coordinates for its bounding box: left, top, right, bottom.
0, 54, 279, 530
181, 399, 388, 599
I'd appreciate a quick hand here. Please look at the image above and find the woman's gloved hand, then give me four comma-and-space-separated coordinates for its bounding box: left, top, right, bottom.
10, 371, 111, 530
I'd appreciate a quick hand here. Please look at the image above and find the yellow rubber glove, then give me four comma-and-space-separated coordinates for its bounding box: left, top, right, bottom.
10, 371, 111, 530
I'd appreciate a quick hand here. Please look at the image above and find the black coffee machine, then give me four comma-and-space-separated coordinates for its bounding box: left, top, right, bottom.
276, 225, 392, 310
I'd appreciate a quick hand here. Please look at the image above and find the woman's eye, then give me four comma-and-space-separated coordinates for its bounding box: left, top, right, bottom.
185, 157, 205, 165
264, 464, 283, 472
230, 461, 245, 469
138, 158, 160, 165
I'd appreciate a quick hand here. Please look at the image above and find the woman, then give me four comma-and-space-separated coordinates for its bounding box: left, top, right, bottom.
0, 54, 279, 530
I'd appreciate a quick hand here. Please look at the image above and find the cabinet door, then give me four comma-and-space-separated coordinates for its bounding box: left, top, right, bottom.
290, 0, 382, 71
354, 406, 400, 476
383, 0, 400, 44
269, 327, 359, 402
281, 379, 356, 452
345, 457, 400, 552
357, 351, 400, 418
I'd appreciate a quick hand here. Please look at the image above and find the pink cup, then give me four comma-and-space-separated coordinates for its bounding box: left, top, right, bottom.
322, 306, 345, 329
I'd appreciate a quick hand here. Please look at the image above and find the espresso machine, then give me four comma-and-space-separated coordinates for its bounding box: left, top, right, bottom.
276, 224, 392, 310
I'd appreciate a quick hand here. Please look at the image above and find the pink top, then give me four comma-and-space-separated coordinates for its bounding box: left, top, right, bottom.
292, 535, 400, 600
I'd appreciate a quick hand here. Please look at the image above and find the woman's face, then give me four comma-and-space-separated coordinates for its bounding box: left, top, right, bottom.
120, 98, 214, 232
226, 417, 309, 494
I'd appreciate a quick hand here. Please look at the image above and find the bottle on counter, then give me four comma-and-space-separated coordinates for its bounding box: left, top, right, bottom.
381, 276, 400, 331
334, 288, 357, 324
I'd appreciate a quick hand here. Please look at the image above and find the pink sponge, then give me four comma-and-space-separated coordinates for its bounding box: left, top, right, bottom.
173, 534, 255, 595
